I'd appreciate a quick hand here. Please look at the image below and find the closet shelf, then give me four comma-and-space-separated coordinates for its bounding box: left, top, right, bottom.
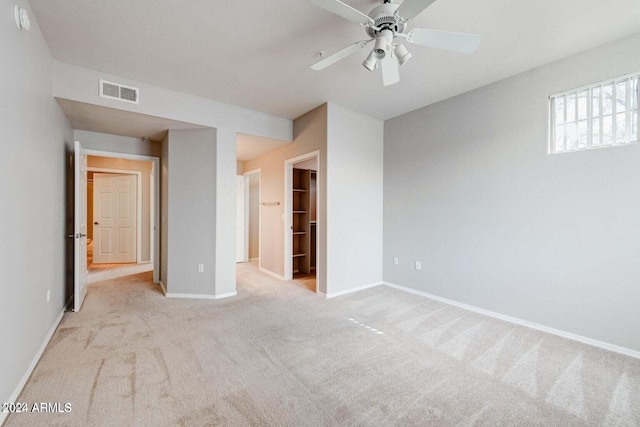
292, 167, 316, 277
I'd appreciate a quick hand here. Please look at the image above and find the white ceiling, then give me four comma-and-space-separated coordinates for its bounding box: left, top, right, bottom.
32, 0, 640, 121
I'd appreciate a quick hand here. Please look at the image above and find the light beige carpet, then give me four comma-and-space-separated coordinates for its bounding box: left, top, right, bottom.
6, 262, 640, 426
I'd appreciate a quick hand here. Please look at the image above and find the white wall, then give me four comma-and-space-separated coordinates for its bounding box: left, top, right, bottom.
54, 61, 292, 142
383, 32, 640, 352
326, 103, 384, 294
0, 0, 74, 418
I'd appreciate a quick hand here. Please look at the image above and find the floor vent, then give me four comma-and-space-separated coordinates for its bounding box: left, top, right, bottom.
99, 79, 139, 104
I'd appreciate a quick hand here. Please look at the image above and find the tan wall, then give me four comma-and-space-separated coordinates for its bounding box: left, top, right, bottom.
292, 158, 317, 170
247, 174, 260, 259
87, 181, 94, 240
242, 104, 328, 292
87, 156, 154, 262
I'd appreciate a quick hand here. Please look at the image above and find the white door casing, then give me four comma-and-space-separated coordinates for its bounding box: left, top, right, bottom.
236, 175, 246, 263
83, 149, 160, 285
243, 169, 261, 265
93, 173, 137, 264
74, 141, 88, 312
284, 151, 321, 287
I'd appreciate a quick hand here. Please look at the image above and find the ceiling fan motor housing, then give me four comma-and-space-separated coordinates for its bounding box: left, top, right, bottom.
366, 3, 406, 38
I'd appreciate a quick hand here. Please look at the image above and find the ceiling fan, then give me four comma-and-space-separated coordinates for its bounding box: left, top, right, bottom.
309, 0, 482, 86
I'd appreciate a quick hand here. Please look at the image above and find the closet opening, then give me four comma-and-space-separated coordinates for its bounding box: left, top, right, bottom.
285, 153, 319, 293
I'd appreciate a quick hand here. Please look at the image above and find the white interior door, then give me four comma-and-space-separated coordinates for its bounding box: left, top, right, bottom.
236, 175, 246, 263
93, 173, 137, 264
74, 141, 88, 312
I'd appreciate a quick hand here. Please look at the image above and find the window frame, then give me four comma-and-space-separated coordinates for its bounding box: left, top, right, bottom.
549, 72, 640, 154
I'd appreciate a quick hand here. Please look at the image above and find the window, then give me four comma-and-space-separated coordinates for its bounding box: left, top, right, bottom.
549, 73, 639, 153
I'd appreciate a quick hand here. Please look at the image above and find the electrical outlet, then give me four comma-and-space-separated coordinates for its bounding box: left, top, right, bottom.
198, 264, 204, 273
46, 289, 51, 303
415, 261, 422, 271
393, 257, 399, 266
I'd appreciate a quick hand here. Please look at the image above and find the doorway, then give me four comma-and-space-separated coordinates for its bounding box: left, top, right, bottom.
89, 171, 139, 264
80, 150, 159, 289
244, 169, 261, 266
285, 152, 320, 293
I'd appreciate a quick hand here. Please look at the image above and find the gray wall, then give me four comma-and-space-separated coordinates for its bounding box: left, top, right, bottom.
165, 129, 217, 295
383, 32, 640, 352
160, 133, 169, 288
74, 129, 161, 157
0, 0, 74, 412
327, 103, 384, 294
214, 128, 237, 296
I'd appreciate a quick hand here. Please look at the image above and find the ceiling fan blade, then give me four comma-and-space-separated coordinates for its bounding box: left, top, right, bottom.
381, 55, 400, 86
406, 29, 482, 53
395, 0, 438, 21
308, 0, 374, 25
311, 40, 370, 71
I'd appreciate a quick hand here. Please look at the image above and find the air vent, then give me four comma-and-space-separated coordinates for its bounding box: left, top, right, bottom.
99, 79, 139, 104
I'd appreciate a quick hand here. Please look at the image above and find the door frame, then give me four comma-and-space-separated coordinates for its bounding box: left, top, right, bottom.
88, 168, 143, 263
74, 141, 88, 311
81, 149, 160, 285
236, 174, 247, 263
243, 168, 261, 267
284, 151, 321, 291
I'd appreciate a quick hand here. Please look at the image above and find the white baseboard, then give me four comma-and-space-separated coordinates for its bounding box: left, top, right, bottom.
165, 292, 216, 300
259, 266, 286, 280
157, 280, 167, 296
383, 281, 640, 359
1, 308, 66, 426
324, 281, 383, 299
214, 291, 237, 299
165, 291, 237, 300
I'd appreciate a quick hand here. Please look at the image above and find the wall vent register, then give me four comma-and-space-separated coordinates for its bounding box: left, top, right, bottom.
99, 79, 139, 104
549, 73, 639, 153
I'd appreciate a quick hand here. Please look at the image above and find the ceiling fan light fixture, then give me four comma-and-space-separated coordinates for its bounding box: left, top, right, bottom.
394, 44, 412, 66
362, 51, 377, 71
307, 0, 483, 86
373, 35, 388, 59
